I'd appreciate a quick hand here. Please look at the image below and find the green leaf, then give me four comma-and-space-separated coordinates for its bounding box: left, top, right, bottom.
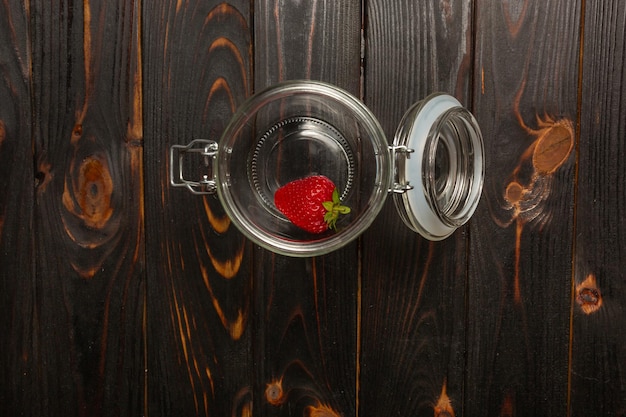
322, 187, 351, 231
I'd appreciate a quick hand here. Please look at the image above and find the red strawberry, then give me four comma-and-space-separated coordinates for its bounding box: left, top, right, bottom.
274, 175, 351, 234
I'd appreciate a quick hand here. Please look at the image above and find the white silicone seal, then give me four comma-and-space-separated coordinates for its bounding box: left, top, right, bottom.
392, 94, 484, 240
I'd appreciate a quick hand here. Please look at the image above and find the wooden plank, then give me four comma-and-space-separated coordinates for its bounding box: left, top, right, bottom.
0, 1, 36, 414
19, 1, 146, 416
142, 2, 255, 416
467, 0, 581, 415
571, 1, 626, 415
252, 1, 362, 416
359, 1, 473, 416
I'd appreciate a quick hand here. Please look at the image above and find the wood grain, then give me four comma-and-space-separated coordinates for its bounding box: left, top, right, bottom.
252, 1, 362, 416
467, 0, 581, 415
2, 1, 626, 416
571, 0, 626, 414
26, 1, 146, 415
360, 1, 473, 416
142, 1, 254, 416
0, 1, 36, 414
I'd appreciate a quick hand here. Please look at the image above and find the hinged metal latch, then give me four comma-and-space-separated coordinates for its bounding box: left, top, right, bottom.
389, 145, 415, 194
169, 139, 218, 195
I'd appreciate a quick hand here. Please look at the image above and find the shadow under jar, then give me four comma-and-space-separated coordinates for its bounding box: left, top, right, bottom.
170, 80, 484, 257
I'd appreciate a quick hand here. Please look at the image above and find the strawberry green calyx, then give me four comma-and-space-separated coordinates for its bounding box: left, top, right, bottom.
322, 188, 351, 231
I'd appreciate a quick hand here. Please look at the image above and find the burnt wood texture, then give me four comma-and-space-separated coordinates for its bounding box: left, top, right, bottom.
0, 2, 36, 414
143, 1, 254, 416
252, 2, 362, 417
1, 1, 625, 417
572, 0, 626, 415
360, 1, 472, 416
467, 0, 580, 416
1, 1, 145, 416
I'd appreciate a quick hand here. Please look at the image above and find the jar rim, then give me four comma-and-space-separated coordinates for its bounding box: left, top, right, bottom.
392, 93, 485, 240
215, 80, 391, 257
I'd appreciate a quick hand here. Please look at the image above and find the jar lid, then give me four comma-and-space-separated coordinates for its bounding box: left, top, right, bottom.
391, 93, 485, 240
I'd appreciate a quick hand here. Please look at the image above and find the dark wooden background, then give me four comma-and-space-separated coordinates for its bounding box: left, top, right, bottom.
1, 0, 624, 416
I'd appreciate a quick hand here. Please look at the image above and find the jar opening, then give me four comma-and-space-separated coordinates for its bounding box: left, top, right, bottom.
392, 93, 484, 240
217, 80, 390, 256
424, 107, 483, 228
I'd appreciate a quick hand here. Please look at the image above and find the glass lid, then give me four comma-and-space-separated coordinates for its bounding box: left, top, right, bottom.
391, 93, 485, 241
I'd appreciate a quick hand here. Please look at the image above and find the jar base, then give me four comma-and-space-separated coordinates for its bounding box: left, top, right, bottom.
249, 116, 355, 217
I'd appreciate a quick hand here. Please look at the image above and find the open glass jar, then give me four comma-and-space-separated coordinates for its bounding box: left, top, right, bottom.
170, 80, 484, 257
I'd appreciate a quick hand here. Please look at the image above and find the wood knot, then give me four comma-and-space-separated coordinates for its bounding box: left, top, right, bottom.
505, 181, 524, 205
576, 273, 602, 314
265, 380, 284, 406
78, 157, 114, 228
35, 161, 53, 192
62, 155, 114, 230
306, 403, 341, 417
578, 287, 600, 304
71, 124, 83, 144
532, 118, 574, 174
434, 381, 455, 417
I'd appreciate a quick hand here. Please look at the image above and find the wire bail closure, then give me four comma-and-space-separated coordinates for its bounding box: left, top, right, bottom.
389, 144, 415, 194
170, 139, 219, 195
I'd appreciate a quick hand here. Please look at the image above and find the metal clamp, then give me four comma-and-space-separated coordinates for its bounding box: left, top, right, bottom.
169, 139, 219, 195
391, 182, 415, 193
389, 145, 415, 194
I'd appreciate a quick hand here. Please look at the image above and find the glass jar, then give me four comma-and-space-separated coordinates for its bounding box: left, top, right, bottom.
170, 80, 484, 257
